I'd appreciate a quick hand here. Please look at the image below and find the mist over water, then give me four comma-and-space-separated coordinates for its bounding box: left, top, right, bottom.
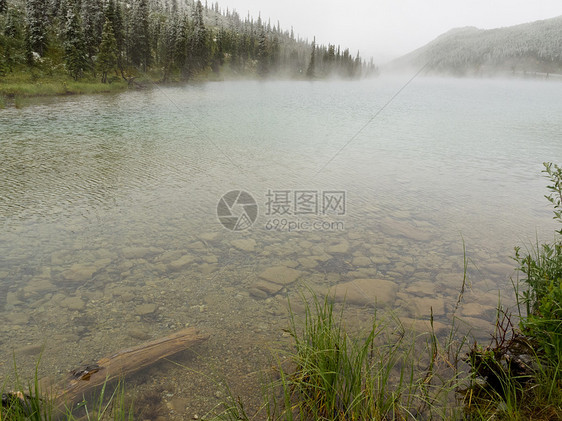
1, 77, 561, 412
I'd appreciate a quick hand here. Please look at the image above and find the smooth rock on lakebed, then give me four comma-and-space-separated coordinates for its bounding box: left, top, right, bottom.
328, 278, 398, 307
249, 266, 303, 298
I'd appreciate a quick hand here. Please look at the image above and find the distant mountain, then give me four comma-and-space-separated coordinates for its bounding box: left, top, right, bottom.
389, 16, 562, 77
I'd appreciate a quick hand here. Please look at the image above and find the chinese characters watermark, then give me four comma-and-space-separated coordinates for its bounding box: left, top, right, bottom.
217, 189, 346, 232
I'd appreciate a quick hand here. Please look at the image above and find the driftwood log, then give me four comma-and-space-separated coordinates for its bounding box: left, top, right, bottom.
42, 327, 208, 408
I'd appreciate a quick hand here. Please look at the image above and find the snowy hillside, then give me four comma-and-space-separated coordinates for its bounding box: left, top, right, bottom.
389, 16, 562, 76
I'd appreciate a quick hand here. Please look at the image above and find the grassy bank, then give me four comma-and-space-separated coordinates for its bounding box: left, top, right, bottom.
0, 68, 267, 107
0, 71, 129, 100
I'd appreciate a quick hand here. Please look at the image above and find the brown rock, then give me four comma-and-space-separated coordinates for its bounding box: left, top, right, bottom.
435, 272, 466, 285
60, 296, 86, 310
168, 254, 194, 271
249, 288, 269, 299
483, 262, 515, 277
231, 239, 257, 252
199, 232, 220, 242
352, 256, 373, 267
461, 302, 496, 319
251, 280, 283, 295
298, 257, 319, 269
128, 328, 152, 340
380, 218, 432, 242
259, 266, 302, 285
122, 247, 155, 259
61, 264, 97, 283
135, 303, 157, 315
405, 281, 436, 296
412, 297, 446, 317
327, 241, 350, 254
328, 278, 398, 307
7, 312, 29, 325
14, 343, 44, 356
400, 317, 448, 335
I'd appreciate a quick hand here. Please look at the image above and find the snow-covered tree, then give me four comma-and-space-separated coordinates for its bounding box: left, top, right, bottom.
256, 29, 268, 76
81, 0, 104, 61
97, 18, 118, 82
25, 0, 49, 56
129, 0, 150, 70
188, 0, 208, 74
64, 6, 89, 80
306, 36, 315, 78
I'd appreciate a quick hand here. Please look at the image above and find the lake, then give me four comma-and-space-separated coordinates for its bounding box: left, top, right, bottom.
1, 76, 561, 416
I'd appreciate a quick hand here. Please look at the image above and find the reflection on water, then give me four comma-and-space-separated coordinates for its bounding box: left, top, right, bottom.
1, 77, 561, 414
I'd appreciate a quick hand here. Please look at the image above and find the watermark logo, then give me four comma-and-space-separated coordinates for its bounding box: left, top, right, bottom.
265, 190, 346, 216
217, 190, 258, 231
217, 189, 346, 232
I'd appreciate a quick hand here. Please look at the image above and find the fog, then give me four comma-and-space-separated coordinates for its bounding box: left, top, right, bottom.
217, 0, 562, 63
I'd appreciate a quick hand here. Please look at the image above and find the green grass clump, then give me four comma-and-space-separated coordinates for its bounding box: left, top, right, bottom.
517, 163, 562, 361
216, 292, 467, 420
1, 359, 133, 421
464, 162, 562, 419
284, 295, 413, 419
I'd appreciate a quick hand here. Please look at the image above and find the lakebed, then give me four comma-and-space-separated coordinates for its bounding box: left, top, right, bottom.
1, 77, 561, 417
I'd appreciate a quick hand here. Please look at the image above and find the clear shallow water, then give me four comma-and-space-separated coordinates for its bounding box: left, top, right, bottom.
1, 77, 561, 414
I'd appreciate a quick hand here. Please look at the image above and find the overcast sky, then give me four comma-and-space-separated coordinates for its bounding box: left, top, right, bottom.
216, 0, 562, 63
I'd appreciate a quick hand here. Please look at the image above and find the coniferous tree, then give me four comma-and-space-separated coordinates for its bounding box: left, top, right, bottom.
130, 0, 150, 70
209, 27, 225, 73
105, 0, 124, 71
160, 17, 176, 80
82, 0, 104, 69
189, 0, 208, 75
257, 29, 268, 76
0, 9, 23, 73
175, 14, 189, 77
64, 6, 88, 79
97, 18, 118, 82
25, 0, 49, 56
3, 8, 19, 38
306, 36, 315, 78
0, 0, 372, 81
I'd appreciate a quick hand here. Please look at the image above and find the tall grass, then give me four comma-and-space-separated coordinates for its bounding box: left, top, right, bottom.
215, 291, 469, 420
0, 359, 133, 421
1, 358, 53, 420
463, 162, 562, 419
65, 379, 133, 421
